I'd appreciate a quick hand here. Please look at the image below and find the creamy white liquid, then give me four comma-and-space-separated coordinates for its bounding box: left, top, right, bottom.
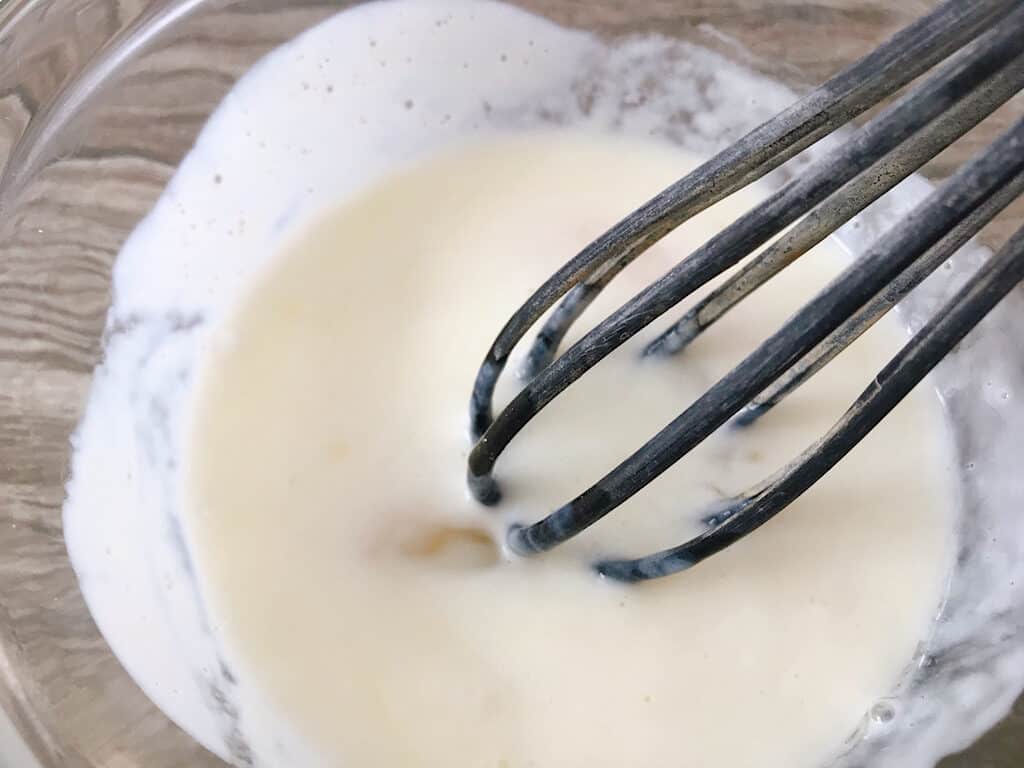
184, 132, 953, 767
65, 2, 1024, 767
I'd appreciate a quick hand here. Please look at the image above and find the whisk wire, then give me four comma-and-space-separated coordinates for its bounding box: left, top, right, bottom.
469, 0, 1019, 439
468, 6, 1024, 506
465, 0, 1024, 580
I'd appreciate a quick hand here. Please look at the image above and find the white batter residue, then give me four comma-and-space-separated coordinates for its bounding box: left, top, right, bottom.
62, 1, 1024, 767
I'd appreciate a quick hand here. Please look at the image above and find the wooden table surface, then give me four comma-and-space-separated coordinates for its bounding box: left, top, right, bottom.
0, 1, 1020, 766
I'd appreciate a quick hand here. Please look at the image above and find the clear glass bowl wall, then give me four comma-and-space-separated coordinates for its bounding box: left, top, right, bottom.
0, 1, 1022, 767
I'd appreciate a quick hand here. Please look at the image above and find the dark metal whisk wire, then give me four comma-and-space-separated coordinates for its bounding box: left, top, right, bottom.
466, 0, 1024, 581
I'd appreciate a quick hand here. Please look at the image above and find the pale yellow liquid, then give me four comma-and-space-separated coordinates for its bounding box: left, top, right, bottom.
185, 132, 953, 767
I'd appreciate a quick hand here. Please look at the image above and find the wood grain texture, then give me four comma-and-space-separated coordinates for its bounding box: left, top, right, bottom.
0, 1, 1019, 766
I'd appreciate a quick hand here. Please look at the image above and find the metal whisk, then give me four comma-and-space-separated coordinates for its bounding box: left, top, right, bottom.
466, 0, 1024, 582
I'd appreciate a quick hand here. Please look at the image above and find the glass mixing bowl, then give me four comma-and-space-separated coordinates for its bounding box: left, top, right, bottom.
1, 1, 1022, 766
